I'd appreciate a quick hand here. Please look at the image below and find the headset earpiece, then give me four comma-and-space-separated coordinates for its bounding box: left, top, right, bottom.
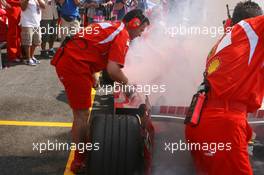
127, 18, 141, 30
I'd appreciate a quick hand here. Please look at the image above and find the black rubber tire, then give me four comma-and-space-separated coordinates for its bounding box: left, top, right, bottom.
87, 113, 144, 175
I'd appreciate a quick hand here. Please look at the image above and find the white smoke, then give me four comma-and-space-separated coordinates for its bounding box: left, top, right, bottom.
124, 0, 264, 106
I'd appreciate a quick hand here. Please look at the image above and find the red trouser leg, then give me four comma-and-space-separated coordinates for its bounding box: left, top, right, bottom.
7, 15, 21, 61
73, 150, 86, 162
185, 109, 253, 175
16, 26, 21, 58
55, 54, 93, 110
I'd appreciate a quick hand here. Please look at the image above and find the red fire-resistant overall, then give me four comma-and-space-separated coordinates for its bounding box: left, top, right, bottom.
0, 3, 7, 42
6, 0, 21, 61
185, 15, 264, 175
53, 21, 130, 110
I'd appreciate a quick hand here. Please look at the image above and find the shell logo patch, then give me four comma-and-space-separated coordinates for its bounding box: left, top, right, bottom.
207, 59, 221, 75
134, 21, 140, 27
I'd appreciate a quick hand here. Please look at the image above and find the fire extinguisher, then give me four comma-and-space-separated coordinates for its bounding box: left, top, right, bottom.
184, 72, 209, 127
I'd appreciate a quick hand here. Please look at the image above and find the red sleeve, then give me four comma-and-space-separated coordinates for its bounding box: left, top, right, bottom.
6, 0, 21, 6
108, 30, 130, 67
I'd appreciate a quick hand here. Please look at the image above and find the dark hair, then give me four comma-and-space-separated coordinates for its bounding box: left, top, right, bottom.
232, 0, 263, 25
123, 9, 150, 26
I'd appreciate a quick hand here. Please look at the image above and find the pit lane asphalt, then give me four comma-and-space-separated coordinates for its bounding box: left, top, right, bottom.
0, 50, 196, 175
0, 53, 263, 175
0, 54, 72, 175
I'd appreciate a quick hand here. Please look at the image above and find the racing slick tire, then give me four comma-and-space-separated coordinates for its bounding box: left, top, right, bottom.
87, 113, 144, 175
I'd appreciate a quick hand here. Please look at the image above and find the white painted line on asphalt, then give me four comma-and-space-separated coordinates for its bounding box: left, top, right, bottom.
248, 121, 264, 124
151, 115, 264, 125
151, 115, 185, 120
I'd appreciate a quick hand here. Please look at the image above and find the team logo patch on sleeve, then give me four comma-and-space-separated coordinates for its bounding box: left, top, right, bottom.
207, 58, 221, 75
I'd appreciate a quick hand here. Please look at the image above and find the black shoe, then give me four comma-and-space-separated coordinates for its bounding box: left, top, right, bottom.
40, 50, 49, 58
49, 48, 56, 56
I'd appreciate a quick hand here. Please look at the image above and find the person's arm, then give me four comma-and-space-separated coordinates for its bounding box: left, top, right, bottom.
106, 60, 128, 84
73, 0, 80, 6
92, 73, 100, 88
1, 0, 11, 8
37, 0, 46, 8
20, 0, 29, 11
55, 0, 64, 5
107, 30, 130, 84
131, 0, 138, 7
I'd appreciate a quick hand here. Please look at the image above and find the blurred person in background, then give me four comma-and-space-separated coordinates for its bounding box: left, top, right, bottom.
137, 0, 147, 12
84, 0, 113, 24
83, 0, 98, 25
57, 0, 80, 42
20, 0, 45, 66
1, 0, 21, 64
113, 0, 138, 20
0, 0, 7, 61
40, 0, 58, 57
0, 1, 7, 44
